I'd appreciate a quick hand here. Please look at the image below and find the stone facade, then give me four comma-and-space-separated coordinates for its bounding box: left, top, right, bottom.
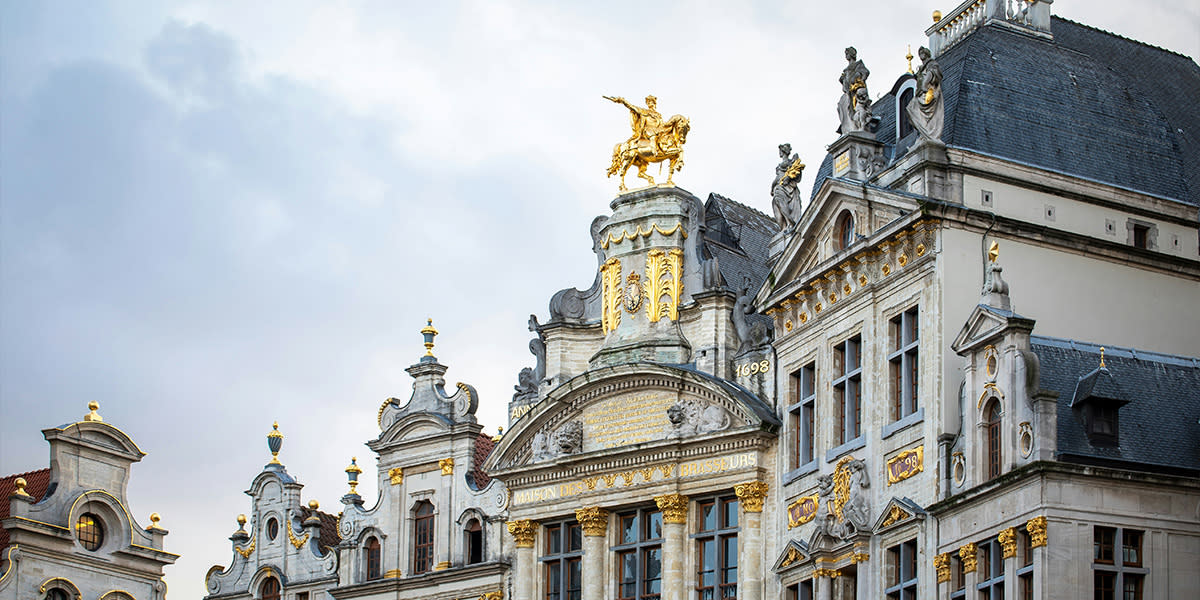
0, 403, 176, 600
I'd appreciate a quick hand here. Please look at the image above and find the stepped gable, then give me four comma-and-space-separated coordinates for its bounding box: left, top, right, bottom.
1032, 336, 1200, 475
0, 468, 52, 553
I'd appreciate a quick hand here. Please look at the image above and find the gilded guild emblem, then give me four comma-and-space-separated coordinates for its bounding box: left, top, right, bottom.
624, 273, 643, 313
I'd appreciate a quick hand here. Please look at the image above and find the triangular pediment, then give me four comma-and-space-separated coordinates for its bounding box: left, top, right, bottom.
873, 496, 925, 533
484, 363, 779, 473
952, 304, 1036, 355
773, 539, 811, 573
765, 183, 863, 298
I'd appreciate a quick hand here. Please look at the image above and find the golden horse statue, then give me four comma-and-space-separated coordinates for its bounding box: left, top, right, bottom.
604, 95, 690, 192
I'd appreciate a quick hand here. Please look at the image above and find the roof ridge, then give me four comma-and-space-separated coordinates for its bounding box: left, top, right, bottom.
1, 467, 51, 481
707, 193, 775, 228
1052, 15, 1195, 62
1031, 335, 1200, 367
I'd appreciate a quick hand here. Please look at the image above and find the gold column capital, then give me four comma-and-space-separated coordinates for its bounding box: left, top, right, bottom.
575, 507, 609, 537
959, 542, 978, 573
388, 467, 403, 485
654, 494, 689, 524
734, 480, 769, 512
998, 527, 1017, 559
813, 567, 840, 578
507, 520, 538, 548
934, 552, 951, 582
1027, 515, 1047, 548
439, 458, 455, 475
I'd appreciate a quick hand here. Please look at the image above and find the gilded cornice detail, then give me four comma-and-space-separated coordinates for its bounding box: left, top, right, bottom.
600, 222, 687, 249
654, 494, 689, 524
235, 535, 256, 558
575, 507, 609, 536
768, 221, 937, 337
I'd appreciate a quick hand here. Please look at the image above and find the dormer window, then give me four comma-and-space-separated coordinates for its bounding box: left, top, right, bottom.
1070, 359, 1129, 449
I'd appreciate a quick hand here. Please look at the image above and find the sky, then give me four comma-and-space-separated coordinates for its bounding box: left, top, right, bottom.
2, 1, 1197, 597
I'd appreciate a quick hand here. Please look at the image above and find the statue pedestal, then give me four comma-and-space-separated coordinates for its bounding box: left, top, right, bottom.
827, 131, 886, 182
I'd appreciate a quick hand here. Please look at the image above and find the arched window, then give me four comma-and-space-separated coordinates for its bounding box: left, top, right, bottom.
266, 517, 279, 541
835, 210, 856, 251
46, 590, 70, 600
76, 513, 104, 551
365, 536, 382, 580
465, 518, 483, 565
985, 399, 1002, 480
898, 87, 915, 140
412, 501, 435, 574
260, 576, 280, 600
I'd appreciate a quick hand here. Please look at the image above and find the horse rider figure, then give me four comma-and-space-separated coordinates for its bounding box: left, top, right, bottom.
608, 95, 664, 154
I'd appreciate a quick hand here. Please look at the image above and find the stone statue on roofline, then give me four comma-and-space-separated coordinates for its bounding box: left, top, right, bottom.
906, 46, 945, 143
771, 143, 805, 229
838, 46, 875, 134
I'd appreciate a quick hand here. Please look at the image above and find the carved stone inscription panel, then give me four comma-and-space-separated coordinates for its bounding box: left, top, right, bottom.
582, 392, 675, 451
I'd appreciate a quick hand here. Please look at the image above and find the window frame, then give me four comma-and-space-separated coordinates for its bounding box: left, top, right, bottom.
542, 519, 583, 600
614, 507, 664, 600
1017, 527, 1034, 600
833, 335, 863, 445
1093, 525, 1147, 600
465, 517, 484, 565
884, 538, 918, 600
412, 500, 436, 575
976, 539, 1005, 599
76, 512, 105, 551
888, 307, 919, 421
984, 399, 1002, 480
364, 535, 382, 580
693, 496, 739, 600
259, 576, 281, 600
788, 362, 817, 469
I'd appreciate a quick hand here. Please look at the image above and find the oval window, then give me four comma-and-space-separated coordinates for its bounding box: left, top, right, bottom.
76, 513, 104, 551
267, 517, 279, 541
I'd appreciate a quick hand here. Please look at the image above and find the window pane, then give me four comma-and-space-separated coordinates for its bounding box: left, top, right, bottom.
700, 502, 716, 531
1122, 574, 1142, 600
1094, 571, 1115, 600
723, 499, 739, 529
647, 511, 663, 540
698, 539, 715, 586
1094, 527, 1114, 564
621, 514, 637, 545
547, 525, 561, 555
1122, 530, 1142, 567
568, 522, 582, 551
644, 547, 662, 593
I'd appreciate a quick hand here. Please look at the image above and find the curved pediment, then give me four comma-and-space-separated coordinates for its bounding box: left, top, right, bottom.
48, 421, 145, 460
487, 363, 778, 472
377, 412, 453, 445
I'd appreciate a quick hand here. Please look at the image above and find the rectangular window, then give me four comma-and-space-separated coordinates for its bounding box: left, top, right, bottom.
296, 594, 309, 600
413, 502, 435, 575
888, 307, 919, 421
788, 362, 817, 467
696, 496, 738, 600
833, 335, 862, 444
950, 550, 966, 599
1132, 224, 1148, 249
977, 539, 1005, 599
543, 521, 583, 600
614, 508, 663, 600
786, 580, 813, 600
885, 539, 918, 600
1094, 526, 1147, 600
1017, 527, 1034, 599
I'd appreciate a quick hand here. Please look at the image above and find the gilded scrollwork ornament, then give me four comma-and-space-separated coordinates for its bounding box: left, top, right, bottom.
960, 542, 978, 573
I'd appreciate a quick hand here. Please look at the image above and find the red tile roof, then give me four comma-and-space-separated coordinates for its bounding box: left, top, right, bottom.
298, 507, 342, 550
471, 433, 496, 489
1, 468, 52, 553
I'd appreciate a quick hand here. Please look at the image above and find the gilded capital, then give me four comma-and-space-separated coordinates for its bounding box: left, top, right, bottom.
439, 458, 455, 476
959, 542, 978, 573
507, 520, 538, 548
1027, 515, 1047, 548
998, 527, 1017, 559
654, 494, 689, 524
734, 481, 769, 512
388, 467, 403, 485
575, 507, 609, 537
813, 567, 841, 578
934, 552, 951, 582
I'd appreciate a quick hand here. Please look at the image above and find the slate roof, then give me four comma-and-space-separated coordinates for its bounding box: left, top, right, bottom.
701, 194, 778, 332
812, 16, 1200, 206
0, 468, 52, 554
1031, 336, 1200, 476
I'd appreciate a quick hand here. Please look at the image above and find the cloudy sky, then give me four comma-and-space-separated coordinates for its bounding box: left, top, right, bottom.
2, 1, 1196, 597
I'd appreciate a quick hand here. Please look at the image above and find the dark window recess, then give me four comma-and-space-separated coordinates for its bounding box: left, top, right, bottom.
1132, 224, 1149, 249
1094, 526, 1146, 600
885, 539, 918, 600
889, 307, 920, 421
266, 517, 279, 541
898, 88, 915, 139
615, 507, 664, 600
834, 336, 863, 444
260, 577, 281, 600
696, 496, 738, 600
77, 513, 105, 551
788, 363, 817, 467
985, 399, 1002, 480
466, 518, 484, 565
413, 501, 435, 574
786, 580, 814, 600
365, 536, 382, 580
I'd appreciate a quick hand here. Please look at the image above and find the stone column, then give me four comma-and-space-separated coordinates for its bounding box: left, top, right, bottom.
933, 552, 951, 600
436, 458, 455, 570
508, 520, 538, 600
576, 507, 609, 600
959, 542, 978, 598
813, 569, 837, 600
734, 481, 769, 600
655, 494, 689, 600
999, 527, 1017, 591
1027, 516, 1048, 599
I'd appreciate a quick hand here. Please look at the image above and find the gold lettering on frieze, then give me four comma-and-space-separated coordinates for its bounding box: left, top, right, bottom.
510, 452, 758, 506
734, 359, 771, 378
582, 393, 674, 450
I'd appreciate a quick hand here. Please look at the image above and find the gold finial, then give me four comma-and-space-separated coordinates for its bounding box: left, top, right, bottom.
988, 241, 1000, 263
308, 499, 319, 510
906, 45, 914, 74
1099, 347, 1106, 369
933, 9, 943, 23
236, 514, 247, 529
267, 422, 284, 465
12, 477, 30, 497
345, 457, 363, 495
84, 401, 103, 422
147, 512, 161, 530
420, 318, 439, 358
492, 425, 504, 442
